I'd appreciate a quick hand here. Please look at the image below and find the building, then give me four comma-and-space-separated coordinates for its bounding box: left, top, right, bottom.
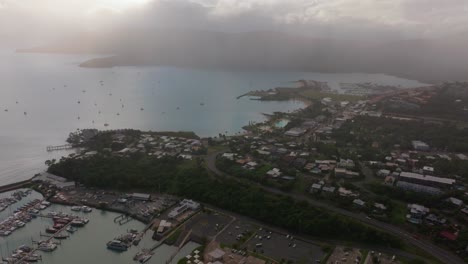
377, 169, 390, 177
398, 172, 455, 189
310, 183, 322, 193
353, 199, 365, 207
207, 249, 225, 262
423, 166, 434, 175
168, 199, 200, 219
266, 168, 281, 178
446, 197, 463, 207
222, 153, 235, 161
322, 186, 336, 194
396, 181, 442, 195
407, 204, 430, 224
412, 140, 430, 151
284, 127, 307, 137
132, 193, 151, 201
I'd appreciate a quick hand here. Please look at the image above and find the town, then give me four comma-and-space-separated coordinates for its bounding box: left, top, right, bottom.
21, 81, 468, 264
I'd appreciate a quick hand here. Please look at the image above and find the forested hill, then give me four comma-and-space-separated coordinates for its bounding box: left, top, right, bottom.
18, 30, 468, 82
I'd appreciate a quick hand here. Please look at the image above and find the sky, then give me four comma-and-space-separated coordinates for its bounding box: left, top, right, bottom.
1, 0, 468, 45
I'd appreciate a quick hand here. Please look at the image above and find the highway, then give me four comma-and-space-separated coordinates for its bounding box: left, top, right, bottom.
205, 150, 465, 264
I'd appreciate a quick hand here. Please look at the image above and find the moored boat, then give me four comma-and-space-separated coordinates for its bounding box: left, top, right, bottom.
106, 240, 128, 252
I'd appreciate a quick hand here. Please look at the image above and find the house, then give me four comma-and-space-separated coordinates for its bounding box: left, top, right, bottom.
245, 161, 258, 169
222, 153, 236, 161
310, 183, 322, 193
338, 159, 355, 169
353, 199, 365, 207
407, 204, 429, 224
284, 127, 307, 137
334, 168, 347, 178
412, 140, 430, 151
338, 187, 358, 197
132, 193, 151, 201
374, 203, 387, 211
446, 197, 463, 207
322, 186, 336, 194
266, 168, 281, 178
377, 169, 390, 177
304, 163, 315, 170
310, 168, 322, 175
423, 166, 435, 175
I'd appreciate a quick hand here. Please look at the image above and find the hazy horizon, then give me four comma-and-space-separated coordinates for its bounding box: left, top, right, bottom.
2, 0, 468, 81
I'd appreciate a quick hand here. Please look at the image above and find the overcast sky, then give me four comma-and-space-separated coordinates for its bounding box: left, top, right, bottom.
1, 0, 468, 45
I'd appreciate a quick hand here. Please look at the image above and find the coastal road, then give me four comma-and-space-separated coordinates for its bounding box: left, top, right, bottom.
205, 150, 465, 264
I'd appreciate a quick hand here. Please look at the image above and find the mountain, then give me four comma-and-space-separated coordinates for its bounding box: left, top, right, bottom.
17, 29, 468, 82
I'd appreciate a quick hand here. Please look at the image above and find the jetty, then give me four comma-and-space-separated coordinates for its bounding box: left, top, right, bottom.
46, 144, 73, 152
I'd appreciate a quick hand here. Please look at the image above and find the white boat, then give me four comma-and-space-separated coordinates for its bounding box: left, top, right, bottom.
37, 242, 57, 252
66, 226, 77, 233
71, 206, 81, 211
82, 206, 92, 213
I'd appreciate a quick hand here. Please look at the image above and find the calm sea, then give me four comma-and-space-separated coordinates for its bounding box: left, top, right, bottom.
0, 49, 426, 185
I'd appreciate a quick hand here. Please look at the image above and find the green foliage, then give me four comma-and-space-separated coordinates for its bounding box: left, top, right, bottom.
48, 155, 402, 248
334, 116, 468, 153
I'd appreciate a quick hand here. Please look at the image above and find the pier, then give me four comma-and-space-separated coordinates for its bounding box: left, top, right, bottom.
46, 144, 73, 152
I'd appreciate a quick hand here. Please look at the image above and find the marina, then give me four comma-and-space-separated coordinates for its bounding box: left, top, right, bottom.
0, 189, 200, 264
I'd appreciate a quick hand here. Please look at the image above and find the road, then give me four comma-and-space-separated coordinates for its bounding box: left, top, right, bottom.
205, 150, 465, 264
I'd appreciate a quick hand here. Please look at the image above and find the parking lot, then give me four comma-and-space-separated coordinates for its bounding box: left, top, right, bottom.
246, 229, 324, 264
184, 211, 233, 239
217, 219, 257, 247
217, 219, 324, 264
327, 247, 362, 264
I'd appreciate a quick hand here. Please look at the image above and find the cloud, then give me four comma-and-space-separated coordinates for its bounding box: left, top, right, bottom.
1, 0, 468, 45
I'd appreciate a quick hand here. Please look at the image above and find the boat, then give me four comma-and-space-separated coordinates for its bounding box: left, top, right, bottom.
45, 227, 58, 234
24, 254, 42, 262
71, 206, 81, 211
54, 233, 69, 239
66, 226, 77, 233
82, 206, 92, 213
139, 254, 153, 263
37, 242, 57, 252
106, 240, 128, 252
70, 219, 85, 227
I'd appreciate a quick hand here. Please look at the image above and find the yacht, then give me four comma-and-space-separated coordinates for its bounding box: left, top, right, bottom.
106, 240, 128, 252
66, 226, 77, 233
37, 242, 57, 252
82, 206, 92, 213
54, 232, 69, 239
71, 206, 81, 211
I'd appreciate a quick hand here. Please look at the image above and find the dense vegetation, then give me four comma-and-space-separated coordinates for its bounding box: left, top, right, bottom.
48, 154, 401, 247
383, 84, 468, 121
333, 116, 468, 153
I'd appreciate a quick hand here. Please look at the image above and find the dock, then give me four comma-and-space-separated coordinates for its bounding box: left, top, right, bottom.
17, 218, 73, 263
